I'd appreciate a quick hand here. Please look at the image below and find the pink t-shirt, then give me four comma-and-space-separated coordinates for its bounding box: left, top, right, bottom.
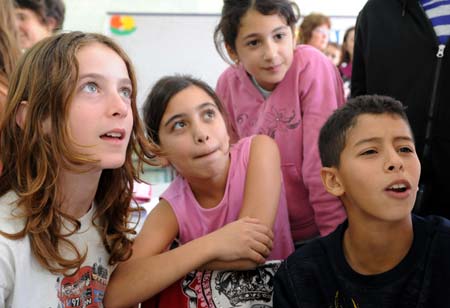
216, 45, 347, 242
161, 136, 294, 260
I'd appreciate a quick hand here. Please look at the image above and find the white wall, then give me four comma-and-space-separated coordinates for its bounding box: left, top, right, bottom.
63, 0, 368, 105
64, 0, 368, 33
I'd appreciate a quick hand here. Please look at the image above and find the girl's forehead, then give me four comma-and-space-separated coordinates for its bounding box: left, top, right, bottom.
239, 9, 288, 32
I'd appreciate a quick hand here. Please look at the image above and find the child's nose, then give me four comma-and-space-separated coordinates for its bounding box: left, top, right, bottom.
196, 134, 209, 143
109, 92, 128, 118
384, 152, 404, 172
193, 123, 210, 144
263, 42, 277, 61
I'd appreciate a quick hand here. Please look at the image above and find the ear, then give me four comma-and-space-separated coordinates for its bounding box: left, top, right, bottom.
45, 17, 58, 33
320, 166, 345, 197
16, 101, 28, 129
225, 43, 239, 65
157, 156, 170, 167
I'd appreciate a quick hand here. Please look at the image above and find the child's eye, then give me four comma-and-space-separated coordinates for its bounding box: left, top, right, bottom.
361, 149, 377, 155
173, 121, 186, 130
203, 109, 216, 120
82, 82, 98, 94
399, 146, 414, 153
274, 32, 286, 40
119, 87, 132, 99
246, 39, 260, 47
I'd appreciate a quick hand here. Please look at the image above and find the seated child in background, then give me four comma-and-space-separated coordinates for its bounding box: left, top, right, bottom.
104, 75, 293, 307
274, 95, 450, 307
324, 42, 341, 67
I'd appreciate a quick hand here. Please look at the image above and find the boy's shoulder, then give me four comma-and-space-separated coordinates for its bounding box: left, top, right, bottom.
284, 221, 344, 270
414, 214, 450, 241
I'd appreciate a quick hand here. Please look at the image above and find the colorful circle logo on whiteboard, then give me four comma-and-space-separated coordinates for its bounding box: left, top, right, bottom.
110, 15, 136, 35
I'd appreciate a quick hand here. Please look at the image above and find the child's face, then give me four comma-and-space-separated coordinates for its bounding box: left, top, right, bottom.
229, 9, 295, 91
329, 114, 420, 222
14, 8, 53, 49
324, 45, 341, 66
158, 85, 230, 180
68, 42, 133, 170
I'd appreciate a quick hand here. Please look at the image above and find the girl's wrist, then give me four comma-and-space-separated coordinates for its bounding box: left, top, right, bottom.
196, 232, 219, 261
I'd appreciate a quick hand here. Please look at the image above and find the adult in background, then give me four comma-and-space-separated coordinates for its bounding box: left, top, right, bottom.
352, 0, 450, 217
297, 13, 331, 52
14, 0, 65, 49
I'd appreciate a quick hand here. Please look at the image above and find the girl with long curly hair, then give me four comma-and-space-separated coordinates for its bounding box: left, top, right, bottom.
0, 31, 152, 306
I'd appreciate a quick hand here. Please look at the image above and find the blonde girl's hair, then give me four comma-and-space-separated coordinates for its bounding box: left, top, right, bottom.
0, 31, 153, 275
0, 0, 21, 90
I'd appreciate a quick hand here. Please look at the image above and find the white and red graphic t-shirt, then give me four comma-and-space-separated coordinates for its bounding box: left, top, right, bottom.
142, 261, 281, 308
0, 192, 114, 307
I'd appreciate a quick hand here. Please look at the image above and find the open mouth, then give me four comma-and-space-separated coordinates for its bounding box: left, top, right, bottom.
100, 131, 125, 140
386, 183, 408, 193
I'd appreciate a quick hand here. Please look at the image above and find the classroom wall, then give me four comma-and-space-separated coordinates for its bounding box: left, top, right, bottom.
63, 0, 367, 108
64, 0, 368, 33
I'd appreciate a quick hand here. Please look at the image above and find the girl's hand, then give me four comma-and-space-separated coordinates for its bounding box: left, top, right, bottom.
207, 217, 274, 264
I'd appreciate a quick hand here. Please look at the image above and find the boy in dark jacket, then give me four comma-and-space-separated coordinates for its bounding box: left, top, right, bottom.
273, 95, 450, 307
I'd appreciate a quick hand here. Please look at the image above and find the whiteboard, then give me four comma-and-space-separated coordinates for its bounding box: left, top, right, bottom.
106, 13, 228, 109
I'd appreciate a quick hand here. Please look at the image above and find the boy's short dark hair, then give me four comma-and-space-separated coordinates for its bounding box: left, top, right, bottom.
319, 95, 410, 168
15, 0, 65, 31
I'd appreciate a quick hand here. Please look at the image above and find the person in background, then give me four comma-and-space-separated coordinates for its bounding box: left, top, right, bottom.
352, 0, 450, 218
104, 75, 293, 307
0, 0, 21, 113
214, 0, 346, 245
0, 31, 152, 306
324, 41, 341, 66
274, 95, 450, 307
297, 12, 331, 52
338, 26, 355, 98
14, 0, 65, 50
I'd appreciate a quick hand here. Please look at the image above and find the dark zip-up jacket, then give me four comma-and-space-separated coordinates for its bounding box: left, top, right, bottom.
352, 0, 450, 217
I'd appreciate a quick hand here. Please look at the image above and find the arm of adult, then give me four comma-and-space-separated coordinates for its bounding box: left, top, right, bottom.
300, 48, 347, 236
104, 200, 273, 307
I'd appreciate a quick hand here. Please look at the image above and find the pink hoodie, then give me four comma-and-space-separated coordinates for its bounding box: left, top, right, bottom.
216, 45, 346, 242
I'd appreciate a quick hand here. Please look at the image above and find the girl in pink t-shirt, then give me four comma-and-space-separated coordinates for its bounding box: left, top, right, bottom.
214, 0, 346, 243
105, 75, 293, 307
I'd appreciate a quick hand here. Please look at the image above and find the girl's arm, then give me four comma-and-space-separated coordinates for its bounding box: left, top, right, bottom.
104, 200, 273, 307
202, 135, 282, 270
238, 135, 281, 228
